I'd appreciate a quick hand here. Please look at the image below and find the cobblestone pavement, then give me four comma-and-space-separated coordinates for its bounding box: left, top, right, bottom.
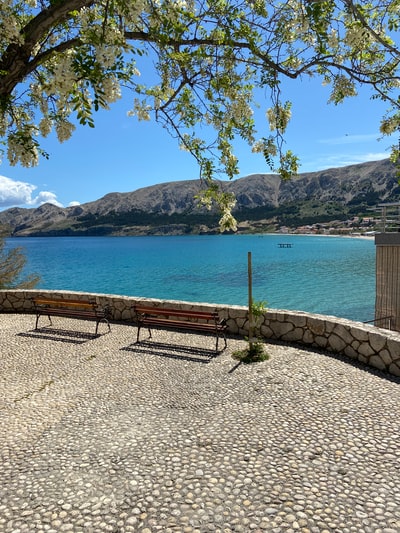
1, 313, 400, 533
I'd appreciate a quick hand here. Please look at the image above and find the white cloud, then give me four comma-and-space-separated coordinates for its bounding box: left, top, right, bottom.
68, 201, 81, 207
318, 133, 381, 145
33, 191, 64, 208
0, 175, 36, 206
0, 175, 64, 208
299, 152, 390, 173
316, 152, 389, 169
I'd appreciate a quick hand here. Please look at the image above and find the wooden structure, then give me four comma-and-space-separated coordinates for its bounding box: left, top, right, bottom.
375, 232, 400, 331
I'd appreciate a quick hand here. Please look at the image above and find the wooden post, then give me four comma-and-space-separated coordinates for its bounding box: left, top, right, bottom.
248, 251, 254, 349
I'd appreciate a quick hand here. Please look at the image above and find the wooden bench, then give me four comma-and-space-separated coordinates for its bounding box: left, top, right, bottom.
32, 297, 111, 335
133, 305, 227, 352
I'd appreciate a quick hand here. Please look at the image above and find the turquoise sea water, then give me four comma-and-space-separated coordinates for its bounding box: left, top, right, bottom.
8, 234, 376, 322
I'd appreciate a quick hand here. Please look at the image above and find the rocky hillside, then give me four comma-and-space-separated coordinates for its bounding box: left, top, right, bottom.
0, 158, 398, 236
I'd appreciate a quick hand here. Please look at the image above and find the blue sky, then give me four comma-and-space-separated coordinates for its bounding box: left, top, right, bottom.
0, 75, 395, 211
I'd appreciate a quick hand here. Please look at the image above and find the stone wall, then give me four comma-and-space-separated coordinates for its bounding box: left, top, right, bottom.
1, 289, 400, 377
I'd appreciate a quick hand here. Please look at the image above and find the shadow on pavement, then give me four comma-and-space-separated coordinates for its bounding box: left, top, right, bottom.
121, 339, 221, 364
17, 327, 98, 344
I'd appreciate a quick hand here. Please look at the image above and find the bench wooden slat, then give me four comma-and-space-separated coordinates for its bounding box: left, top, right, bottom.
34, 298, 96, 310
139, 317, 225, 331
32, 297, 111, 335
133, 304, 227, 353
134, 306, 218, 320
38, 309, 101, 318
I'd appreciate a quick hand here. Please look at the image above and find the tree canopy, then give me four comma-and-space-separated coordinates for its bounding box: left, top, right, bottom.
0, 232, 40, 288
0, 0, 399, 227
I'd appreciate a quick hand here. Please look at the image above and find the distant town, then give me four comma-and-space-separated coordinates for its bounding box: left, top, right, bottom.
277, 216, 379, 236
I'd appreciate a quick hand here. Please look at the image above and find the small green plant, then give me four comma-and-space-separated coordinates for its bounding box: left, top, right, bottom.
232, 340, 270, 364
232, 300, 270, 364
251, 300, 268, 320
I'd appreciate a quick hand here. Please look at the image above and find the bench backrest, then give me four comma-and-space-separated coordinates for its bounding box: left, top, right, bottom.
33, 298, 97, 310
134, 305, 218, 321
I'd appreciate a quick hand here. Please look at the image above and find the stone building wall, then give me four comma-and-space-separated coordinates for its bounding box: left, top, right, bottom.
1, 289, 400, 377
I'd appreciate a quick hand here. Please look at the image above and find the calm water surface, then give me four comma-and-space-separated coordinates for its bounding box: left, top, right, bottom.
9, 234, 376, 322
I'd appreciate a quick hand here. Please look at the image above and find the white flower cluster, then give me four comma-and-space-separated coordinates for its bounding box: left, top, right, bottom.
99, 76, 122, 107
380, 115, 400, 135
344, 24, 371, 49
167, 0, 189, 9
0, 111, 8, 137
0, 1, 23, 45
266, 104, 291, 133
251, 139, 277, 156
127, 98, 152, 121
119, 0, 149, 26
197, 187, 238, 232
229, 98, 254, 124
149, 0, 195, 26
328, 75, 357, 103
7, 132, 39, 167
94, 45, 121, 69
55, 120, 76, 143
179, 134, 204, 153
43, 52, 78, 99
251, 140, 264, 153
282, 55, 302, 70
219, 211, 238, 232
38, 117, 52, 137
220, 144, 239, 177
146, 84, 175, 111
327, 29, 339, 49
219, 195, 237, 232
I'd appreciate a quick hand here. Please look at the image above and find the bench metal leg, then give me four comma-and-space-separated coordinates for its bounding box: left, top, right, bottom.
95, 318, 111, 336
136, 323, 152, 343
215, 331, 227, 353
35, 312, 52, 330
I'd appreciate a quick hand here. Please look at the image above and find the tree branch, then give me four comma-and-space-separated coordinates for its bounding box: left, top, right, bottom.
0, 0, 94, 96
344, 0, 400, 57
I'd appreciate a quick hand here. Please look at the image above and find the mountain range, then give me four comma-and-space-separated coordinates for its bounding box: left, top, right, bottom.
0, 158, 398, 236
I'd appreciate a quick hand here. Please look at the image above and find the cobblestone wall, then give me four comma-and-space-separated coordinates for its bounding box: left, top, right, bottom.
1, 289, 400, 376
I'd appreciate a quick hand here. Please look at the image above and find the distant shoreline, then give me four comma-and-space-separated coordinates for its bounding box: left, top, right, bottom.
6, 231, 377, 240
242, 232, 376, 240
287, 233, 375, 240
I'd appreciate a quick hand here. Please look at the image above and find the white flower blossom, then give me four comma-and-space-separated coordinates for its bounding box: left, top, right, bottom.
266, 105, 291, 132
251, 140, 264, 153
0, 112, 8, 137
229, 99, 253, 122
100, 76, 122, 106
0, 13, 23, 44
380, 115, 400, 135
55, 120, 76, 143
39, 117, 53, 137
95, 45, 119, 69
328, 75, 357, 103
127, 99, 152, 121
344, 25, 371, 48
219, 210, 237, 232
7, 135, 39, 167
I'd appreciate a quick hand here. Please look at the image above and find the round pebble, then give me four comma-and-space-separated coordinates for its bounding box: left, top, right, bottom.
1, 313, 400, 531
